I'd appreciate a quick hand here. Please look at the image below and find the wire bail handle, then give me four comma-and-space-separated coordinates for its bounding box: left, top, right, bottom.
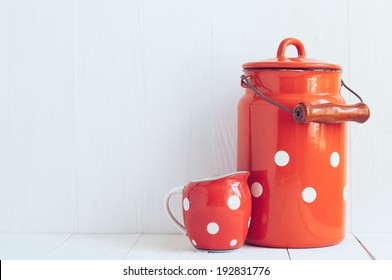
240, 74, 369, 124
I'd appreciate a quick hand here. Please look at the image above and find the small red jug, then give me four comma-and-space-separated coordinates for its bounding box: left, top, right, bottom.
238, 38, 370, 248
165, 171, 251, 251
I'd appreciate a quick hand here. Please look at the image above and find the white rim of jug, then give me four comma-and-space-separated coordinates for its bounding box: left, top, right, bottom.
191, 171, 249, 183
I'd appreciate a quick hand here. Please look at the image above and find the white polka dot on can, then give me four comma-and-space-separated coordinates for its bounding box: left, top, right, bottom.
183, 197, 190, 211
275, 150, 290, 167
206, 222, 219, 235
302, 187, 317, 203
191, 239, 197, 246
227, 195, 241, 210
330, 152, 340, 168
251, 182, 263, 198
230, 239, 237, 247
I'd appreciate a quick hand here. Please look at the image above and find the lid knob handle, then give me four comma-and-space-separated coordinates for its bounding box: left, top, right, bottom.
277, 38, 306, 58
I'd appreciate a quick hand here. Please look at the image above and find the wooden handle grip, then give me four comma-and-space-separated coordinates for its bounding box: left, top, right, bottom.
294, 102, 370, 124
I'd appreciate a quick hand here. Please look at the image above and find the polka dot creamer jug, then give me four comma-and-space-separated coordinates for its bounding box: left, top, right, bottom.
238, 38, 370, 248
165, 171, 251, 251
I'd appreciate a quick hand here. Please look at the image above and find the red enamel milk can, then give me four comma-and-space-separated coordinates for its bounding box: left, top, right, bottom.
237, 38, 370, 248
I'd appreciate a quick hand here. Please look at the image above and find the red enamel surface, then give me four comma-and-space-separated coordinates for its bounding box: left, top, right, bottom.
182, 172, 252, 251
238, 39, 347, 248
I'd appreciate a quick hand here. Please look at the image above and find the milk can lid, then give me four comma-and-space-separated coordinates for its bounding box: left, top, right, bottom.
242, 38, 342, 70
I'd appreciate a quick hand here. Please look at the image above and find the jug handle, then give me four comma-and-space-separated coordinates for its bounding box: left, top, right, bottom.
240, 74, 294, 114
164, 186, 186, 235
294, 102, 370, 124
294, 80, 370, 124
241, 75, 370, 124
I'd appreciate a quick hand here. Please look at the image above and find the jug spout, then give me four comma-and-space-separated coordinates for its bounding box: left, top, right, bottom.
294, 102, 370, 124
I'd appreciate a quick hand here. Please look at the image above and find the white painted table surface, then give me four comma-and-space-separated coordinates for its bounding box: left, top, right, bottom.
0, 233, 388, 260
353, 233, 392, 260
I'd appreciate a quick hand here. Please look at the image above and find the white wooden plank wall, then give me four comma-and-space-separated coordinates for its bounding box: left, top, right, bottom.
1, 0, 77, 232
348, 0, 392, 233
0, 0, 389, 235
0, 0, 10, 232
74, 0, 144, 233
